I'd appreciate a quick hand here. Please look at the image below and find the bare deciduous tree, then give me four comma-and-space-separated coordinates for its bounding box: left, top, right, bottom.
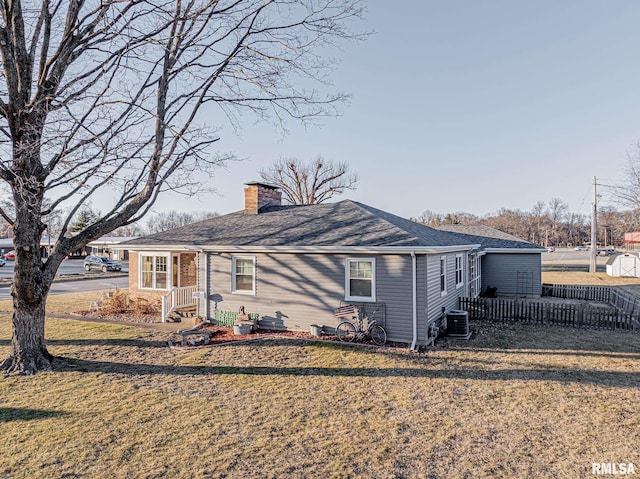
112, 224, 144, 238
413, 202, 595, 247
411, 209, 445, 228
145, 210, 219, 234
547, 197, 568, 246
259, 156, 358, 204
0, 0, 366, 374
615, 142, 640, 209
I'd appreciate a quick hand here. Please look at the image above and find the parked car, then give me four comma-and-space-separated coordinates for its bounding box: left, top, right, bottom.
3, 250, 15, 260
546, 246, 555, 252
574, 246, 588, 251
83, 255, 122, 272
0, 257, 5, 267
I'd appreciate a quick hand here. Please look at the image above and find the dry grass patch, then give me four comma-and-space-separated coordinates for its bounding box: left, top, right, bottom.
0, 290, 111, 316
1, 309, 639, 478
543, 271, 640, 286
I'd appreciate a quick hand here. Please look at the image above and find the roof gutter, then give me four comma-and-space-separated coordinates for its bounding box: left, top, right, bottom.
483, 248, 546, 253
410, 251, 418, 351
125, 244, 481, 255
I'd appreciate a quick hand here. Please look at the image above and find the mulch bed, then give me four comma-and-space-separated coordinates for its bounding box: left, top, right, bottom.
171, 324, 407, 349
71, 310, 408, 349
73, 310, 162, 323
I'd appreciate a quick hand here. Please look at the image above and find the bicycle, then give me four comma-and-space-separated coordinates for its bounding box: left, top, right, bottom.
335, 309, 387, 346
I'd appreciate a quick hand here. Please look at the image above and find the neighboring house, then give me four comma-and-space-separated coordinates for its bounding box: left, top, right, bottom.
85, 236, 137, 261
124, 182, 542, 347
38, 235, 137, 259
437, 224, 545, 297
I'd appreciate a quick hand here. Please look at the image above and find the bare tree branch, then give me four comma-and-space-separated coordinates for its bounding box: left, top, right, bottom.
260, 156, 359, 204
614, 142, 640, 210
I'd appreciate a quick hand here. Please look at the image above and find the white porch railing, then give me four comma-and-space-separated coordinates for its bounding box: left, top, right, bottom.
161, 285, 197, 322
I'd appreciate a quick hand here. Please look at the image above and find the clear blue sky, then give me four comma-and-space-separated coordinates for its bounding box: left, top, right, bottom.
153, 1, 640, 219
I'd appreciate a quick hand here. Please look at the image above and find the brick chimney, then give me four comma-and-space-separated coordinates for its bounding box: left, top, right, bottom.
244, 181, 282, 214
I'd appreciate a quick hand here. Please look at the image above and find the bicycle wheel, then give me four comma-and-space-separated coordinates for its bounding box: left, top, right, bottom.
335, 321, 357, 342
369, 324, 387, 345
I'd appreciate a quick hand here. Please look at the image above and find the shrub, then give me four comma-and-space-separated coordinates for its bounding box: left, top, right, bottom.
99, 291, 160, 316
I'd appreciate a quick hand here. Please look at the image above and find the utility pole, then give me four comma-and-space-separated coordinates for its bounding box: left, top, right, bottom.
589, 176, 597, 273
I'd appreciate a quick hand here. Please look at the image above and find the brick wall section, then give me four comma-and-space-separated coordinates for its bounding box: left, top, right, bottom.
129, 251, 140, 291
179, 253, 196, 286
244, 183, 282, 214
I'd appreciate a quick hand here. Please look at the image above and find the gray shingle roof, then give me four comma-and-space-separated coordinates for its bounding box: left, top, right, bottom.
436, 224, 545, 250
125, 200, 474, 248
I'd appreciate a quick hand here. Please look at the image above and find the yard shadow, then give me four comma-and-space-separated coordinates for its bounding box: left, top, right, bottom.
0, 338, 167, 348
53, 356, 640, 389
0, 407, 67, 422
47, 338, 168, 348
448, 346, 640, 361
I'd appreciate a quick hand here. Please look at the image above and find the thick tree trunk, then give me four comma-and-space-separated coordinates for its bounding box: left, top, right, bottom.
1, 164, 56, 375
1, 241, 58, 375
1, 300, 53, 375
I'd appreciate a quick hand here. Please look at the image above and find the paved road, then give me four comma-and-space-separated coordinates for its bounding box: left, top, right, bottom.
0, 258, 128, 279
542, 247, 610, 272
0, 275, 129, 300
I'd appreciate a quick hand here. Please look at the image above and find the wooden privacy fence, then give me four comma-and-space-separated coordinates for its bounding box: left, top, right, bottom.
459, 297, 639, 333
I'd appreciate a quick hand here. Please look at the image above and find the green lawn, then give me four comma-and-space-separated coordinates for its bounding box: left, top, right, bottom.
1, 308, 639, 478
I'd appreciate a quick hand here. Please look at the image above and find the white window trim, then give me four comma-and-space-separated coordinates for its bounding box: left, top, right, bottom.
139, 252, 171, 291
232, 255, 256, 295
455, 253, 464, 289
345, 258, 376, 302
440, 255, 447, 297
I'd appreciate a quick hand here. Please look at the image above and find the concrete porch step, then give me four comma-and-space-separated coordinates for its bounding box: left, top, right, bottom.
167, 306, 197, 322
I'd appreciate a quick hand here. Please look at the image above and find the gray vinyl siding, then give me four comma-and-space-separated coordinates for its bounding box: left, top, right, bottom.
204, 252, 419, 343
373, 254, 416, 342
480, 253, 542, 296
426, 252, 468, 330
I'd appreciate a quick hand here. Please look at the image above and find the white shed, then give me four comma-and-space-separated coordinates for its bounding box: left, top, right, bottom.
606, 253, 640, 278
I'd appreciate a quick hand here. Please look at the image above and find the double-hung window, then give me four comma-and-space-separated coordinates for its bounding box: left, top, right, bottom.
232, 256, 256, 294
140, 254, 169, 290
455, 254, 464, 289
345, 258, 376, 302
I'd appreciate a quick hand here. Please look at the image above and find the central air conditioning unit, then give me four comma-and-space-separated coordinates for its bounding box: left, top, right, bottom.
446, 310, 471, 340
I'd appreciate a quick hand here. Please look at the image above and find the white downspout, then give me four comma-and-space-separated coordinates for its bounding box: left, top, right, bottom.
410, 251, 418, 350
203, 251, 209, 320
192, 248, 209, 320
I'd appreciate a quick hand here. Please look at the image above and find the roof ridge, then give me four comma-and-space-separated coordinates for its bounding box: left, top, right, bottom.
347, 200, 425, 244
